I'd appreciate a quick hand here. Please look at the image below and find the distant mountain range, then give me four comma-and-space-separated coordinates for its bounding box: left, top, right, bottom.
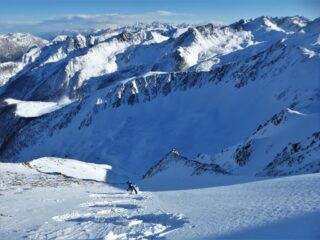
0, 16, 319, 180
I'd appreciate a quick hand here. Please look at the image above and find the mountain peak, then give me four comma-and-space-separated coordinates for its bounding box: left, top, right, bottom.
170, 148, 180, 156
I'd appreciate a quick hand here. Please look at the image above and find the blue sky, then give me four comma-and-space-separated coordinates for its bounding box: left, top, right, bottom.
0, 0, 319, 35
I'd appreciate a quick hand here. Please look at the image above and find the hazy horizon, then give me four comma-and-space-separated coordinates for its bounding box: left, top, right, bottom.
0, 0, 319, 35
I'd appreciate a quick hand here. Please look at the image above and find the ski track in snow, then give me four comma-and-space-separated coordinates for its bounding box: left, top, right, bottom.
1, 161, 319, 239
1, 172, 320, 239
28, 191, 188, 240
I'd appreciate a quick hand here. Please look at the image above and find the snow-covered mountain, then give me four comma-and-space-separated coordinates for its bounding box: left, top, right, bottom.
0, 16, 319, 180
143, 148, 230, 179
0, 33, 48, 86
0, 33, 47, 63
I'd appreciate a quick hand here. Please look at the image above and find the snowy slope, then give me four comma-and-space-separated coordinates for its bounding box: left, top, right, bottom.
1, 162, 320, 239
197, 107, 320, 176
144, 173, 320, 239
0, 162, 81, 192
0, 158, 111, 187
3, 98, 72, 117
29, 157, 111, 181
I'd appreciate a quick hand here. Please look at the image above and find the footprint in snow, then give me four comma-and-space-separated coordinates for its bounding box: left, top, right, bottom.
52, 210, 188, 239
37, 191, 188, 239
90, 203, 140, 210
89, 192, 132, 198
105, 212, 189, 239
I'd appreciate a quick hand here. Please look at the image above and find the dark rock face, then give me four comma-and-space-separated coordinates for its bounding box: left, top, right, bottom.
234, 141, 252, 167
258, 132, 320, 176
0, 101, 81, 162
255, 110, 287, 133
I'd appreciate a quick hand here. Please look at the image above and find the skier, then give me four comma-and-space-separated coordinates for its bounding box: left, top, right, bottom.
126, 181, 138, 194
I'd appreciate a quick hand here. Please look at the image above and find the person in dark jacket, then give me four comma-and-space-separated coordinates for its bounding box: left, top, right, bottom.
126, 181, 138, 194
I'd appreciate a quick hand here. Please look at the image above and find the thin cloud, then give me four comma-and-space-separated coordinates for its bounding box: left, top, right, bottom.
0, 11, 192, 36
157, 10, 176, 16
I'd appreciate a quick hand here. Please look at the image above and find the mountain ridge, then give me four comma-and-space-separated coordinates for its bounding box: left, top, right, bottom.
0, 16, 319, 180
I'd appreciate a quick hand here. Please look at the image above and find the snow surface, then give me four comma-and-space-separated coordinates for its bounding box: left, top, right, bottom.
1, 162, 319, 239
4, 97, 73, 118
287, 107, 306, 115
29, 157, 112, 182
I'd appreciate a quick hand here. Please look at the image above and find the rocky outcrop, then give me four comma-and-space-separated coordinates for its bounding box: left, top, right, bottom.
258, 132, 320, 176
234, 141, 253, 167
143, 149, 230, 179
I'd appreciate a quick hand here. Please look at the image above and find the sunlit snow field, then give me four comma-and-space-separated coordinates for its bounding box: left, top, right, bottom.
1, 159, 319, 239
